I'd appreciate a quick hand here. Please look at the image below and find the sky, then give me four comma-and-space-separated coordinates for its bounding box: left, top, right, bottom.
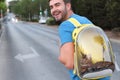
6, 0, 13, 6
6, 0, 13, 2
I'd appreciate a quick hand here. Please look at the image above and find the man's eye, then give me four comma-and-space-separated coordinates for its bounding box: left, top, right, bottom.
50, 6, 53, 10
55, 3, 60, 7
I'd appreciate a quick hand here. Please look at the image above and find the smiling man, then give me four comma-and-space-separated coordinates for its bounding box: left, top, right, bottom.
49, 0, 111, 80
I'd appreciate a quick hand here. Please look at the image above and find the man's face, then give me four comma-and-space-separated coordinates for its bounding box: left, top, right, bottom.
49, 0, 68, 21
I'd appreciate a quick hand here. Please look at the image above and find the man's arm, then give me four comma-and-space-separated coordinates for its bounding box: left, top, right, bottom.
58, 42, 74, 69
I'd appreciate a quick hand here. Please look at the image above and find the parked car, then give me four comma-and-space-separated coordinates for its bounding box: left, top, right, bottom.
11, 17, 18, 22
39, 17, 46, 24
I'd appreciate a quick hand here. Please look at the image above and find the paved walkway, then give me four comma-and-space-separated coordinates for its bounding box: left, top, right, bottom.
105, 31, 120, 43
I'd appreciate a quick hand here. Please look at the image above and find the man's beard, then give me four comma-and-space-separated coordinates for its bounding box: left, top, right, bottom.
54, 7, 67, 21
55, 11, 67, 22
56, 20, 62, 25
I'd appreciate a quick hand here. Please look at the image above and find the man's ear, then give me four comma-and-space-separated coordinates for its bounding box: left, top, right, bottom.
66, 3, 71, 10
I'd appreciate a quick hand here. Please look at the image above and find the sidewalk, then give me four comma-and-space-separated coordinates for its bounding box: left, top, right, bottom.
110, 39, 120, 43
105, 31, 120, 43
0, 24, 2, 36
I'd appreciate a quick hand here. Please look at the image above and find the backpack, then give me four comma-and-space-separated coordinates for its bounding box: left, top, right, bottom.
68, 17, 115, 79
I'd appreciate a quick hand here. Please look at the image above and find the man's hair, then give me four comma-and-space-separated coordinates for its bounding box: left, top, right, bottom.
48, 0, 71, 4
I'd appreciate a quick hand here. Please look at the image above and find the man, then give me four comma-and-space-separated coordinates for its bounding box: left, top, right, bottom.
49, 0, 111, 80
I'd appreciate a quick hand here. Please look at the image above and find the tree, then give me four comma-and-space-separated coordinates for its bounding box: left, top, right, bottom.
0, 1, 7, 17
0, 0, 5, 2
105, 0, 120, 29
11, 0, 49, 21
71, 0, 120, 30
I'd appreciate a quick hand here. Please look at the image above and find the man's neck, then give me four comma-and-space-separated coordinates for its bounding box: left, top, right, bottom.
68, 11, 74, 18
64, 11, 74, 21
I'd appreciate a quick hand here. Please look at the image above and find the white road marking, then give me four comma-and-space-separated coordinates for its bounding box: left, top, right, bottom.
114, 52, 120, 72
15, 47, 39, 62
115, 61, 120, 72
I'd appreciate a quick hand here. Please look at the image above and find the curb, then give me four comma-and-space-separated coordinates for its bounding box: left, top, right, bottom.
110, 38, 120, 43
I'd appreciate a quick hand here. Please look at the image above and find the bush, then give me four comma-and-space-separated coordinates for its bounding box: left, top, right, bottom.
46, 17, 56, 25
31, 19, 38, 22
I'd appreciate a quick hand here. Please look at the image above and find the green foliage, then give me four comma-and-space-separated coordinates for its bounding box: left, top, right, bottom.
46, 17, 56, 25
0, 0, 5, 2
0, 1, 7, 17
10, 0, 49, 21
105, 0, 120, 29
71, 0, 120, 30
31, 19, 38, 22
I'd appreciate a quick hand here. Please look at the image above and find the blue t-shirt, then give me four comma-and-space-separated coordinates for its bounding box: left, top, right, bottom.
58, 14, 110, 80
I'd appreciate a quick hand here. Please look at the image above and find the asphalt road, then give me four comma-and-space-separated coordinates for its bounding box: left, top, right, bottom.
0, 21, 70, 80
0, 20, 120, 80
110, 41, 120, 80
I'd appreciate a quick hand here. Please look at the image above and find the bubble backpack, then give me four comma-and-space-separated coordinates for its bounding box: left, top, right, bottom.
68, 18, 115, 80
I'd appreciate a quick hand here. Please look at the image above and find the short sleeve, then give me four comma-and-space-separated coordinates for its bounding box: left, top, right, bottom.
58, 21, 75, 46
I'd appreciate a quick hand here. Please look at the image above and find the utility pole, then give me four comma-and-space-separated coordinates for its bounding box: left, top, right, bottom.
44, 9, 48, 18
39, 5, 42, 17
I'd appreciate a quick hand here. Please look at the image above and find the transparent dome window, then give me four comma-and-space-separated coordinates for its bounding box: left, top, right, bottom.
74, 25, 115, 79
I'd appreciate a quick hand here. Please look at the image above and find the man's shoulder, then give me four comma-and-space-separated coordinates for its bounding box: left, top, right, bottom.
70, 14, 92, 24
59, 20, 73, 28
59, 14, 83, 27
59, 21, 75, 31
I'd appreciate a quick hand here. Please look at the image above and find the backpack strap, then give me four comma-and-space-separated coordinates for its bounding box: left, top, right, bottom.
68, 17, 90, 43
68, 18, 82, 27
